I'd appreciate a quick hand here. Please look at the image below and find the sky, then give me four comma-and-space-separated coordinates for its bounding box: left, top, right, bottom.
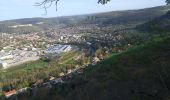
0, 0, 166, 21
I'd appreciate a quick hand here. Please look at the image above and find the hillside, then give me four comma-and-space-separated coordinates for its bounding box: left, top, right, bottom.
11, 33, 170, 100
66, 36, 170, 100
7, 11, 170, 100
137, 10, 170, 33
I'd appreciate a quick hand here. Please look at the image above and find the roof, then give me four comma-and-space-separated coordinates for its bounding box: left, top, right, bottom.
4, 90, 17, 97
49, 76, 55, 81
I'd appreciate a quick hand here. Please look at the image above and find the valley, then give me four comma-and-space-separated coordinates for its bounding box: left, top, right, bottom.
0, 5, 170, 100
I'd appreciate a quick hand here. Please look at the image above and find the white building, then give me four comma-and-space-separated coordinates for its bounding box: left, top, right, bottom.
0, 60, 8, 69
10, 24, 33, 28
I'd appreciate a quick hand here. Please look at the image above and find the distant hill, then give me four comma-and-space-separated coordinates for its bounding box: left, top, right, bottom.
137, 10, 170, 33
0, 6, 169, 34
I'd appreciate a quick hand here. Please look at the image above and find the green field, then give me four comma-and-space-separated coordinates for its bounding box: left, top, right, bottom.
3, 60, 49, 74
0, 51, 80, 78
59, 51, 80, 64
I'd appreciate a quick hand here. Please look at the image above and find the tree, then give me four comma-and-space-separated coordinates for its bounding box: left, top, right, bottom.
166, 0, 170, 4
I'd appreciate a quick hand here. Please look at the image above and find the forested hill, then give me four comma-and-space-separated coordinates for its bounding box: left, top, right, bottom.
0, 5, 169, 34
137, 10, 170, 33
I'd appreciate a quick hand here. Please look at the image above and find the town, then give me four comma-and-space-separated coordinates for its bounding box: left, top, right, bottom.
0, 23, 124, 69
0, 43, 72, 69
0, 10, 131, 99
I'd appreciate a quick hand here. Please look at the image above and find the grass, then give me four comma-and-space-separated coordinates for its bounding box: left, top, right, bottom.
59, 51, 80, 64
2, 60, 49, 74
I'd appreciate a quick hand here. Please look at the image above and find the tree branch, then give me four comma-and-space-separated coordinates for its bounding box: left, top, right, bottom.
35, 0, 111, 14
36, 0, 169, 14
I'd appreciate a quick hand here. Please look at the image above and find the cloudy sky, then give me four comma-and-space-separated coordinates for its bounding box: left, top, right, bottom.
0, 0, 166, 21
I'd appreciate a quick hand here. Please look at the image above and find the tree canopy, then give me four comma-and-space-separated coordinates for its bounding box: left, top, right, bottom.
166, 0, 170, 4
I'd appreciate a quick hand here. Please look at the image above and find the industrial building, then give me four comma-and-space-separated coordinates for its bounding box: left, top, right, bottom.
45, 44, 72, 54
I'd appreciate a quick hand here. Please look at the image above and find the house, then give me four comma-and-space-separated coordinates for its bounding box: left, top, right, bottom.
94, 57, 100, 62
49, 76, 55, 81
17, 87, 28, 94
67, 69, 72, 74
4, 90, 17, 98
59, 72, 65, 77
50, 78, 64, 85
92, 57, 100, 65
